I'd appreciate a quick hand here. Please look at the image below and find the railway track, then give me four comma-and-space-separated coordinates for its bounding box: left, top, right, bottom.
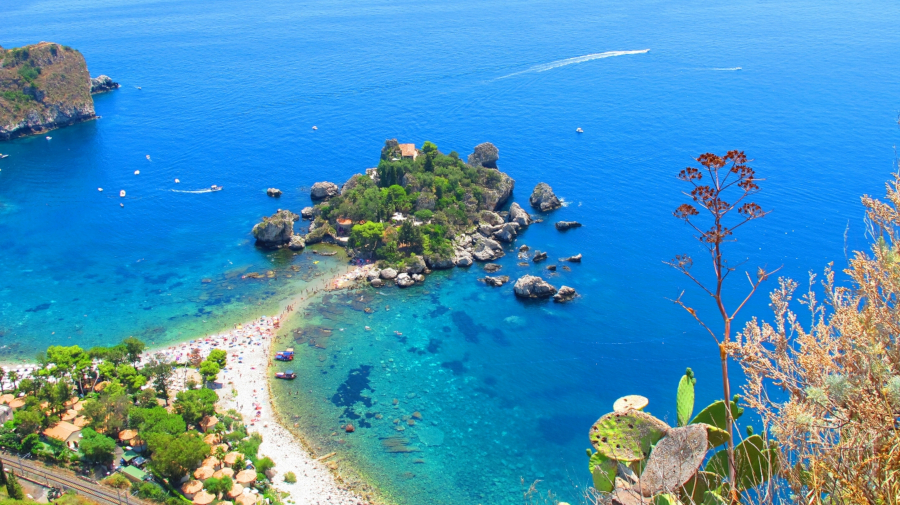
0, 453, 152, 505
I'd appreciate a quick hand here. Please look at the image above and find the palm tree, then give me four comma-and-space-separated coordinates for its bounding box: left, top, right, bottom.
6, 371, 18, 391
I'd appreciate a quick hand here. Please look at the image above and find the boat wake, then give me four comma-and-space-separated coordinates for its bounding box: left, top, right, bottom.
170, 188, 218, 194
497, 49, 650, 80
711, 67, 742, 71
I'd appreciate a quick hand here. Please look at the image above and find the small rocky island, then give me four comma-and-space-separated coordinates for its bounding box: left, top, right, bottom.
0, 42, 118, 140
251, 140, 579, 302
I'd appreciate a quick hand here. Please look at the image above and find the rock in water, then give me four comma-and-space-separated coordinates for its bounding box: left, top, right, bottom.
530, 183, 562, 212
380, 268, 398, 280
484, 263, 502, 273
288, 235, 305, 251
251, 210, 299, 248
467, 142, 499, 168
0, 43, 96, 140
425, 253, 454, 270
553, 286, 577, 302
310, 181, 340, 200
492, 222, 519, 243
267, 188, 283, 197
555, 221, 582, 231
481, 172, 515, 211
473, 237, 505, 262
90, 75, 119, 94
479, 211, 504, 226
300, 206, 314, 219
482, 275, 510, 287
403, 255, 427, 275
370, 278, 384, 288
454, 251, 473, 267
532, 251, 548, 263
366, 269, 381, 281
562, 253, 582, 263
508, 202, 532, 227
396, 273, 415, 288
514, 275, 558, 299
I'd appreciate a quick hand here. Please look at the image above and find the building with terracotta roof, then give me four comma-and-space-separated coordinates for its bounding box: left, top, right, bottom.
43, 421, 82, 450
399, 143, 418, 160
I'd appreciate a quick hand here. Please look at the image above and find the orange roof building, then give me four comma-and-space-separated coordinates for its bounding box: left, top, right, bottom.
43, 421, 82, 449
399, 143, 418, 160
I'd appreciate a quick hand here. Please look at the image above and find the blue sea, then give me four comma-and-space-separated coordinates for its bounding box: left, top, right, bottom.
2, 0, 900, 502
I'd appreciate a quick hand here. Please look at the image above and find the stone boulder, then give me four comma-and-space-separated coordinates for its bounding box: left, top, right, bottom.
396, 273, 415, 288
412, 274, 425, 283
251, 210, 298, 248
425, 253, 455, 270
530, 183, 562, 212
484, 263, 502, 273
482, 275, 509, 287
562, 253, 582, 263
480, 211, 504, 226
514, 275, 558, 299
380, 268, 398, 280
403, 255, 427, 275
90, 75, 119, 94
370, 278, 384, 288
467, 142, 499, 168
310, 181, 340, 200
508, 203, 532, 228
553, 286, 577, 303
493, 223, 519, 243
267, 188, 282, 198
473, 237, 505, 262
482, 172, 516, 211
455, 251, 473, 267
367, 269, 381, 281
478, 224, 498, 237
533, 251, 548, 263
555, 221, 582, 231
288, 235, 305, 251
300, 207, 314, 219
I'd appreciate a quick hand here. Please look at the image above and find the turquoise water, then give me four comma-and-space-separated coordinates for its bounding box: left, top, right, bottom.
3, 0, 900, 502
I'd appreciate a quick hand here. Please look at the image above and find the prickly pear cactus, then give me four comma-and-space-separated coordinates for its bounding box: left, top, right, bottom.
640, 424, 708, 496
589, 410, 669, 462
689, 397, 743, 431
651, 494, 681, 505
705, 435, 778, 491
676, 368, 696, 427
679, 471, 723, 504
588, 451, 618, 492
698, 423, 730, 449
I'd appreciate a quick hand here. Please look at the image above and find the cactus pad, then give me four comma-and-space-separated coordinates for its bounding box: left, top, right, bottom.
680, 471, 722, 504
588, 451, 618, 492
696, 423, 730, 448
705, 435, 778, 491
639, 424, 708, 496
675, 369, 696, 427
613, 395, 649, 412
689, 399, 743, 431
590, 410, 669, 462
651, 494, 680, 505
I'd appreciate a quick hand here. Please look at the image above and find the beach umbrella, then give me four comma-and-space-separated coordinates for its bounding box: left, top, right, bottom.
234, 470, 256, 485
193, 467, 214, 480
192, 490, 215, 505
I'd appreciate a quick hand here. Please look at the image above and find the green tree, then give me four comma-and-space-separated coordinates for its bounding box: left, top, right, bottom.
148, 432, 210, 483
198, 360, 220, 383
0, 458, 7, 485
143, 354, 174, 399
173, 388, 218, 426
81, 392, 130, 434
13, 408, 43, 435
207, 349, 227, 368
80, 428, 116, 464
6, 470, 22, 500
122, 337, 147, 365
349, 222, 384, 252
6, 371, 18, 391
204, 476, 233, 497
398, 220, 423, 251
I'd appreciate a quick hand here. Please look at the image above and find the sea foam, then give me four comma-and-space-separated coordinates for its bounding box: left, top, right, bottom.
497, 49, 650, 79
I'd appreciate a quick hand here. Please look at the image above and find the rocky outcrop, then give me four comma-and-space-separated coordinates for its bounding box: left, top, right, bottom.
341, 174, 364, 195
467, 142, 499, 168
90, 75, 119, 94
514, 275, 558, 299
473, 237, 505, 262
367, 269, 381, 281
416, 191, 436, 211
1, 43, 96, 140
251, 210, 298, 248
553, 286, 577, 302
370, 278, 384, 288
562, 253, 582, 263
508, 203, 532, 227
530, 183, 562, 212
480, 211, 504, 226
300, 207, 314, 219
403, 255, 427, 275
380, 268, 398, 280
533, 251, 548, 263
425, 253, 454, 270
493, 223, 519, 243
454, 251, 473, 267
267, 188, 282, 197
381, 139, 402, 160
484, 263, 502, 273
288, 235, 305, 251
482, 172, 515, 211
310, 181, 340, 200
555, 221, 582, 231
304, 223, 335, 244
482, 275, 509, 287
396, 273, 415, 288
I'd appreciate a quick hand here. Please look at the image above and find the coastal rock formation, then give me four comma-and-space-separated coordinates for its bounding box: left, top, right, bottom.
482, 172, 515, 211
300, 207, 314, 219
482, 275, 509, 287
547, 264, 557, 271
310, 181, 340, 200
267, 188, 282, 197
562, 253, 582, 263
251, 210, 298, 248
403, 255, 427, 275
341, 174, 364, 195
555, 221, 582, 231
480, 211, 504, 226
380, 268, 398, 280
530, 183, 562, 212
304, 223, 335, 245
288, 235, 305, 251
473, 237, 505, 262
467, 142, 499, 169
454, 251, 473, 267
514, 275, 558, 299
0, 43, 96, 140
493, 222, 519, 243
533, 251, 548, 263
90, 75, 119, 94
484, 263, 502, 273
370, 278, 384, 288
367, 269, 381, 281
396, 273, 415, 288
553, 286, 577, 302
425, 253, 454, 270
508, 203, 532, 228
412, 274, 425, 283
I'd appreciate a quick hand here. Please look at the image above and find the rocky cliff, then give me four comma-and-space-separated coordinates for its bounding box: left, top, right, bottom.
0, 43, 99, 140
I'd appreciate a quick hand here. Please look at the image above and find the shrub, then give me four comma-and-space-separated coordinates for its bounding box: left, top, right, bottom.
283, 471, 296, 484
103, 473, 131, 490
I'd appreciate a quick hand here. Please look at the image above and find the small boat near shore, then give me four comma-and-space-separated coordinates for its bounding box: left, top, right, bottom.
275, 370, 296, 380
0, 154, 8, 159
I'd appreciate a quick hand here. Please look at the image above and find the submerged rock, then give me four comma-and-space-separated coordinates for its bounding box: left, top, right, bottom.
553, 286, 577, 302
310, 181, 340, 200
484, 263, 502, 273
267, 188, 283, 198
467, 142, 499, 168
251, 210, 298, 248
514, 275, 558, 299
370, 278, 384, 288
530, 183, 562, 212
532, 251, 548, 263
555, 221, 582, 231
